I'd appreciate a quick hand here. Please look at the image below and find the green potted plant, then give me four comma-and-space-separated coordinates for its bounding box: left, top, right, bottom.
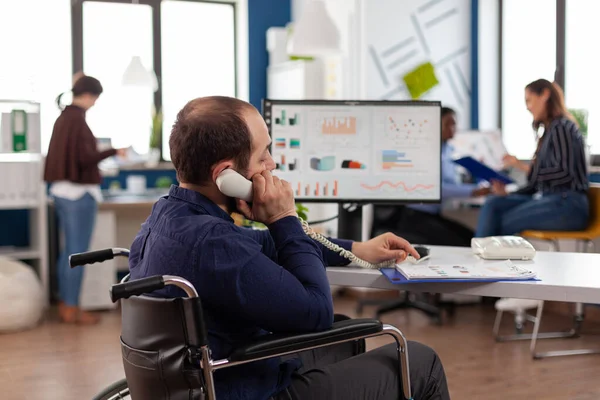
155, 176, 174, 189
296, 203, 309, 221
569, 108, 588, 139
569, 108, 591, 166
147, 106, 163, 167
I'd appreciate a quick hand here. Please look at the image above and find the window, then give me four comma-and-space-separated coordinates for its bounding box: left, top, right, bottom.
565, 0, 600, 154
72, 0, 239, 160
0, 0, 72, 154
82, 2, 154, 154
501, 0, 556, 160
161, 1, 236, 161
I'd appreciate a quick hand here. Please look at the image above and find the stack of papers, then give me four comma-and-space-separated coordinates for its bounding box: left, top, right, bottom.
395, 260, 536, 281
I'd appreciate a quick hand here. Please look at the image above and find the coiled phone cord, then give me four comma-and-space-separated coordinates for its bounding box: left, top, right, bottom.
299, 217, 396, 269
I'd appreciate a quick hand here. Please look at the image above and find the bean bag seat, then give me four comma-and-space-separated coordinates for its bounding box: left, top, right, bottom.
0, 257, 44, 332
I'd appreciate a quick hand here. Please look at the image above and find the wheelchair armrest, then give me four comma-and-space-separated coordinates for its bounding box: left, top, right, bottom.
228, 318, 382, 362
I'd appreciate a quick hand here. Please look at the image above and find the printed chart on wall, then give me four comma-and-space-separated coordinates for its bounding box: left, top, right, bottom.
263, 100, 441, 202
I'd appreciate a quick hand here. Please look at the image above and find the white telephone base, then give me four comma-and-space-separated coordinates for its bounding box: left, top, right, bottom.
471, 236, 536, 260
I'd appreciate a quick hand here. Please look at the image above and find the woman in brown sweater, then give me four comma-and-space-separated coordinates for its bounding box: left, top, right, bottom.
44, 75, 125, 324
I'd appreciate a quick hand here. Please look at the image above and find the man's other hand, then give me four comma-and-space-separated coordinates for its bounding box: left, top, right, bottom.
351, 233, 419, 264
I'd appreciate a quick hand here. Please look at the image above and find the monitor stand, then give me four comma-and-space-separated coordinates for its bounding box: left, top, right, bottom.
336, 203, 363, 242
336, 203, 450, 325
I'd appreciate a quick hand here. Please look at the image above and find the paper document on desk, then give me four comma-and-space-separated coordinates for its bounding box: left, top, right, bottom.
395, 260, 536, 281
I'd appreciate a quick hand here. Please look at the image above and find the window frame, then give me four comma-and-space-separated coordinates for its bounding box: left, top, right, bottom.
71, 0, 238, 161
498, 0, 594, 157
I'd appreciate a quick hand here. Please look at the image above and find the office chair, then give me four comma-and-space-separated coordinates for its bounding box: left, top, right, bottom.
494, 184, 600, 359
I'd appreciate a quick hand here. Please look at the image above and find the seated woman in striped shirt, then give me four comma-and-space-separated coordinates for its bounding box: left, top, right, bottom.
475, 78, 589, 237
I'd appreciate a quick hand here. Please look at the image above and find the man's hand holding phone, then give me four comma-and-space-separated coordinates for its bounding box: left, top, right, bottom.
236, 170, 297, 225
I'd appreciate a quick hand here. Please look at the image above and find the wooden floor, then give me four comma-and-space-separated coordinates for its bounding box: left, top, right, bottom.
1, 296, 600, 400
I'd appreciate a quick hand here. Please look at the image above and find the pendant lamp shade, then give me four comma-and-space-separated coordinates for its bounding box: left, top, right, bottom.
287, 0, 341, 57
122, 56, 158, 91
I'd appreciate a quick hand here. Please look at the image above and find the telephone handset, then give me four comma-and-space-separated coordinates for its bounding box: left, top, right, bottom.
215, 169, 255, 203
216, 169, 395, 269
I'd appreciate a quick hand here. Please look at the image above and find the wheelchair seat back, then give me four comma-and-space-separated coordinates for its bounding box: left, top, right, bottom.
120, 295, 208, 400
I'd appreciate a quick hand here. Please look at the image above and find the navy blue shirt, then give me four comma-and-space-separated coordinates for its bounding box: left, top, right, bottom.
129, 185, 354, 400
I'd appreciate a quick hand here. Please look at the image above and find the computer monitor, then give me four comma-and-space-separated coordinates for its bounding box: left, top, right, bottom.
262, 99, 442, 204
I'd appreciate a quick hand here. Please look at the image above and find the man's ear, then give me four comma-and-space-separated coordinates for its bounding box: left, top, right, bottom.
211, 160, 234, 184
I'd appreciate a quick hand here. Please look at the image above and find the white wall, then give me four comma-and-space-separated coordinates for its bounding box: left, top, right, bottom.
293, 0, 497, 131
236, 0, 250, 102
291, 0, 304, 22
478, 0, 499, 130
361, 0, 472, 129
291, 0, 360, 99
289, 0, 361, 238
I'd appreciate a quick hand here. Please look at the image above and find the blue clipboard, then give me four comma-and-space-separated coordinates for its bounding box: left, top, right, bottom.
380, 268, 540, 284
453, 156, 514, 184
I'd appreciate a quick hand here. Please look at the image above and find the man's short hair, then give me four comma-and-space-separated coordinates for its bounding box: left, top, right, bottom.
441, 107, 456, 117
169, 96, 256, 185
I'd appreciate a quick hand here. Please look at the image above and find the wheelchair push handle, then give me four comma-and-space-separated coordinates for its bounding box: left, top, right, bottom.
110, 275, 165, 302
110, 275, 199, 302
69, 248, 130, 268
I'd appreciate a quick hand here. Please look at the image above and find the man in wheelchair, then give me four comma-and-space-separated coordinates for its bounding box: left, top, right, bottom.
128, 96, 450, 400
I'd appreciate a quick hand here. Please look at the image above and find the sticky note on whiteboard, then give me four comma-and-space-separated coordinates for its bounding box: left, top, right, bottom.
403, 62, 439, 100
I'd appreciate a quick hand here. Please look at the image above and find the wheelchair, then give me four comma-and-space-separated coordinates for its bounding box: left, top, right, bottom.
70, 248, 414, 400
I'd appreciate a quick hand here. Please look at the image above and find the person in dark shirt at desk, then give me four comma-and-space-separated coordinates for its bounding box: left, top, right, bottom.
475, 79, 589, 237
128, 96, 450, 400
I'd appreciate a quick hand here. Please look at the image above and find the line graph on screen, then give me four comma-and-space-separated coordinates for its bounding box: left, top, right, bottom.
360, 180, 436, 195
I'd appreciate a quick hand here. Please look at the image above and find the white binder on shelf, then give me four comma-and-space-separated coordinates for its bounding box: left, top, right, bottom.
0, 100, 48, 303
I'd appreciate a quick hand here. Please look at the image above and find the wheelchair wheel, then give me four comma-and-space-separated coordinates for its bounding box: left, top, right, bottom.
92, 378, 130, 400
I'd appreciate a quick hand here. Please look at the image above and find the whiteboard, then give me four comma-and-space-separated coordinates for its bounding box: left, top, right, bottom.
363, 0, 471, 129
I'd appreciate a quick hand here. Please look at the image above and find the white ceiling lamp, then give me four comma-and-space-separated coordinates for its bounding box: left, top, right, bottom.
121, 0, 157, 91
122, 55, 158, 92
287, 0, 342, 57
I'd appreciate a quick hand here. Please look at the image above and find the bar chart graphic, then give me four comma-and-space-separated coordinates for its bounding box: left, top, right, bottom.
275, 138, 286, 148
294, 180, 339, 197
274, 110, 300, 126
289, 113, 299, 125
321, 116, 357, 135
381, 150, 413, 169
275, 110, 287, 125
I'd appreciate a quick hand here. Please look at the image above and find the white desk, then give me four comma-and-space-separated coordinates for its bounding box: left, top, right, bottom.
327, 246, 600, 304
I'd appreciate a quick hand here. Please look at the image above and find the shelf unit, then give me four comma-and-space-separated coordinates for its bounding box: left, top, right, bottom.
0, 100, 49, 304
